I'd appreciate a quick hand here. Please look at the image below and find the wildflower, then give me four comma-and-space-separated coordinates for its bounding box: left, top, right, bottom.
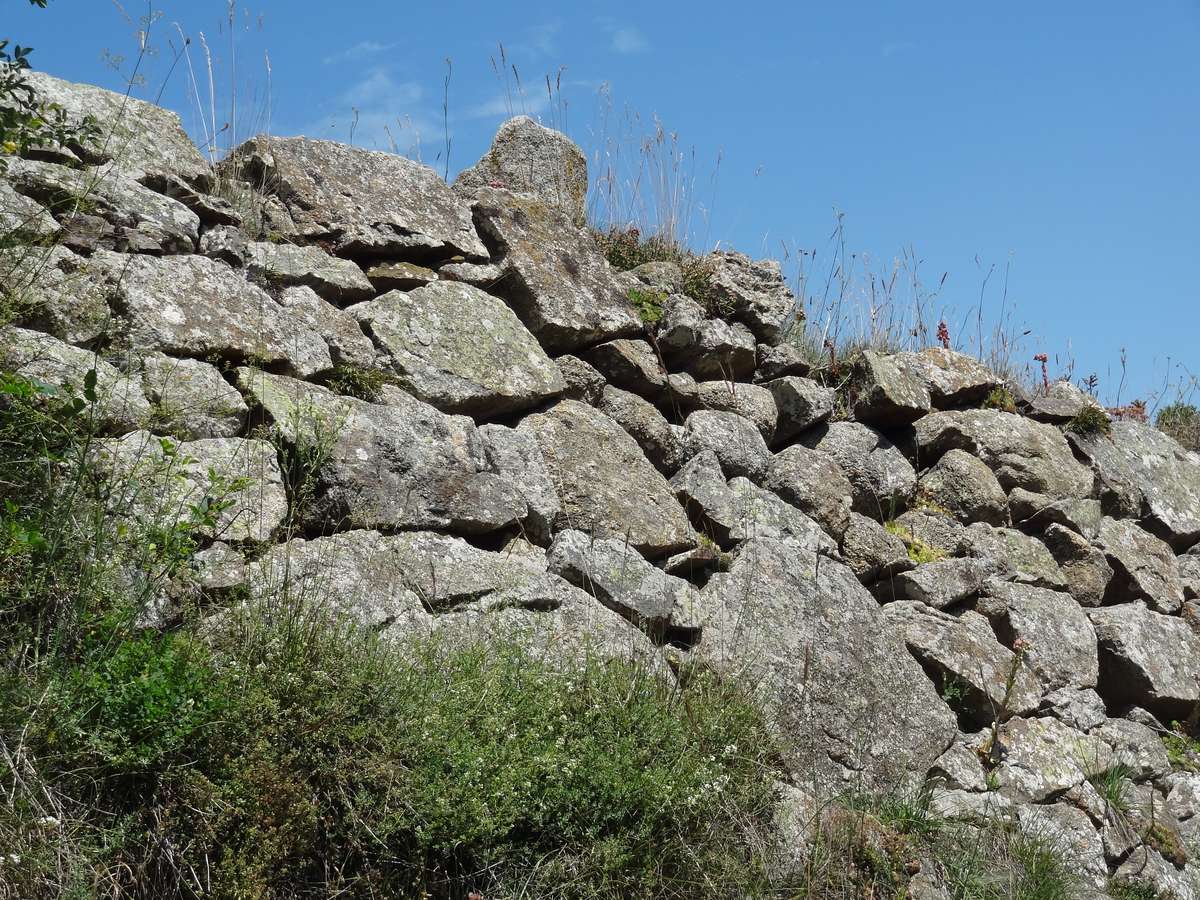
937, 320, 951, 350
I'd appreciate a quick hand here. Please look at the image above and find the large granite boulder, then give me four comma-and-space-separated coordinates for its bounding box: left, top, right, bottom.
245, 241, 375, 304
1096, 517, 1186, 613
517, 400, 696, 556
894, 348, 1000, 408
1089, 602, 1200, 719
349, 282, 564, 416
453, 116, 588, 225
680, 409, 770, 481
596, 385, 686, 474
913, 409, 1094, 501
765, 445, 854, 539
221, 136, 486, 259
1042, 523, 1113, 607
805, 421, 917, 517
696, 538, 957, 788
917, 448, 1010, 526
702, 250, 798, 345
851, 350, 931, 426
277, 286, 378, 371
24, 70, 210, 183
236, 368, 528, 535
0, 245, 111, 345
765, 376, 834, 445
472, 187, 641, 351
88, 251, 332, 377
656, 294, 757, 380
478, 424, 561, 542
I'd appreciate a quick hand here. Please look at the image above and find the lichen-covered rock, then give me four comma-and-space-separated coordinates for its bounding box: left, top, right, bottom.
245, 241, 374, 303
1, 325, 150, 432
88, 250, 332, 377
365, 260, 437, 291
976, 582, 1098, 692
596, 385, 686, 474
1094, 718, 1172, 781
702, 251, 798, 345
1008, 488, 1102, 539
1041, 523, 1113, 607
140, 352, 247, 439
199, 224, 249, 267
881, 558, 990, 610
547, 529, 699, 632
698, 539, 957, 788
962, 524, 1067, 591
454, 115, 588, 225
472, 187, 640, 351
755, 342, 811, 382
478, 423, 561, 542
1113, 848, 1197, 900
554, 353, 606, 404
893, 348, 999, 408
277, 286, 377, 371
766, 376, 834, 445
518, 400, 695, 556
1182, 554, 1200, 600
437, 259, 503, 289
6, 158, 199, 254
1, 245, 112, 344
689, 381, 778, 442
1096, 517, 1185, 613
765, 445, 853, 539
1072, 421, 1200, 551
237, 368, 526, 535
841, 512, 914, 583
221, 136, 486, 258
0, 179, 58, 241
656, 294, 757, 380
882, 602, 1041, 727
24, 71, 210, 183
140, 171, 241, 226
913, 409, 1094, 501
852, 350, 932, 426
671, 451, 835, 553
918, 449, 1010, 525
975, 715, 1109, 802
1041, 687, 1108, 731
1025, 380, 1103, 424
579, 339, 668, 399
90, 430, 286, 543
1089, 602, 1200, 719
681, 409, 770, 481
349, 282, 564, 416
805, 421, 917, 517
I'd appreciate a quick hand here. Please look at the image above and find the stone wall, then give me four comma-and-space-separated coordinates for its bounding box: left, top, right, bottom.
4, 71, 1200, 898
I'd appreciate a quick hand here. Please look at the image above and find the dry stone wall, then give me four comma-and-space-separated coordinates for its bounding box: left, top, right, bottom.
6, 72, 1200, 898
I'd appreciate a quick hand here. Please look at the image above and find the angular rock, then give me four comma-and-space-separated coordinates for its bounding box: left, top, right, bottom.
841, 512, 914, 584
199, 224, 249, 267
140, 352, 248, 439
140, 171, 241, 226
277, 286, 377, 371
882, 602, 1041, 728
237, 368, 526, 534
1042, 523, 1113, 607
698, 539, 957, 788
1094, 718, 1172, 781
478, 423, 561, 542
963, 524, 1067, 591
350, 282, 564, 416
1, 245, 112, 344
1, 325, 150, 432
6, 158, 199, 254
765, 445, 853, 539
24, 71, 210, 183
702, 250, 798, 345
1113, 848, 1197, 900
366, 260, 437, 291
689, 381, 778, 442
472, 187, 640, 351
1096, 517, 1185, 613
1009, 488, 1102, 540
852, 350, 931, 426
913, 409, 1094, 501
221, 136, 486, 258
1072, 421, 1200, 551
554, 353, 605, 404
547, 529, 699, 632
976, 582, 1099, 692
755, 342, 811, 382
928, 742, 989, 792
1041, 687, 1108, 732
245, 241, 374, 303
806, 421, 917, 517
881, 558, 990, 610
980, 715, 1110, 802
1089, 603, 1200, 719
579, 338, 668, 399
0, 179, 58, 240
1026, 380, 1103, 424
656, 294, 757, 380
765, 376, 834, 445
454, 115, 588, 225
597, 385, 686, 474
918, 448, 1010, 526
518, 400, 695, 556
681, 409, 770, 481
893, 348, 999, 408
1016, 802, 1108, 890
89, 251, 331, 378
90, 430, 286, 543
1181, 554, 1200, 601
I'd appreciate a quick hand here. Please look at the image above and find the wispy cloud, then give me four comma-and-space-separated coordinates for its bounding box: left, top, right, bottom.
465, 91, 549, 121
610, 26, 649, 54
322, 40, 399, 66
293, 67, 436, 156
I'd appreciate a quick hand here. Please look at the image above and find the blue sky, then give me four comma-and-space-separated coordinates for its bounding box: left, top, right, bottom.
10, 1, 1199, 406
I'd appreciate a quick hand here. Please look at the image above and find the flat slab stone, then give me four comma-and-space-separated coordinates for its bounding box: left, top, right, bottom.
1, 245, 112, 344
245, 241, 375, 304
350, 282, 564, 416
1089, 602, 1200, 719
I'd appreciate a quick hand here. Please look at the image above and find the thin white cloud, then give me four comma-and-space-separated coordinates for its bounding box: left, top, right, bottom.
293, 68, 436, 156
465, 91, 549, 121
610, 26, 649, 54
322, 40, 399, 66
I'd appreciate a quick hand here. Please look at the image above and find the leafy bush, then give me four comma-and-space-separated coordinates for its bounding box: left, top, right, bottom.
1064, 403, 1112, 438
628, 285, 667, 325
1157, 402, 1200, 450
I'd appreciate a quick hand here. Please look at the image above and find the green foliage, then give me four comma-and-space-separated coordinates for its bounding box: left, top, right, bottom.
1087, 763, 1134, 813
325, 362, 392, 402
982, 385, 1017, 413
628, 285, 667, 325
1064, 403, 1112, 438
884, 519, 946, 565
1108, 878, 1170, 900
1162, 721, 1200, 773
1157, 402, 1200, 451
593, 226, 728, 316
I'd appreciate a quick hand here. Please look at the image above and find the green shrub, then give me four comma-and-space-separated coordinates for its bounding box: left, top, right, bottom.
982, 385, 1018, 413
628, 285, 667, 325
1157, 402, 1200, 450
1064, 403, 1112, 438
325, 363, 393, 402
593, 226, 727, 316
